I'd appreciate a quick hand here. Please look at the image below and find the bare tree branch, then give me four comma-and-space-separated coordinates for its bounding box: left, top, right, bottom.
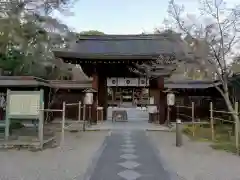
166, 0, 240, 130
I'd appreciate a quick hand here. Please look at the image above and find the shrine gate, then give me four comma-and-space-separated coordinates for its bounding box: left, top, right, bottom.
54, 33, 189, 123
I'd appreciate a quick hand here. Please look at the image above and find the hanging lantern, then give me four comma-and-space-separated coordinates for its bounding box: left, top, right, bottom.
83, 88, 96, 105
167, 92, 175, 106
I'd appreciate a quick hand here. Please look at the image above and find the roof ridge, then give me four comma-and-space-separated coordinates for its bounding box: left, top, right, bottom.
77, 34, 181, 41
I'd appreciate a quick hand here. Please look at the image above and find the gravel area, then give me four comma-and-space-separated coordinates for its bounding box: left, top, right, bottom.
148, 131, 240, 180
0, 131, 108, 180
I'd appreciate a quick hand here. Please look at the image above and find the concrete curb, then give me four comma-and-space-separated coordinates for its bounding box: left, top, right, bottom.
145, 129, 175, 132
85, 128, 174, 132
85, 129, 110, 132
146, 131, 184, 180
81, 132, 110, 180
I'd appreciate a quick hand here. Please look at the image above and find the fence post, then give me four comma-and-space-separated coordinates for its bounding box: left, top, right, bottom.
97, 107, 99, 123
176, 105, 179, 119
210, 102, 214, 141
101, 108, 104, 123
39, 102, 44, 149
235, 101, 239, 155
61, 101, 66, 147
83, 104, 86, 131
78, 101, 81, 122
167, 105, 170, 125
176, 119, 182, 147
89, 105, 92, 125
192, 102, 195, 137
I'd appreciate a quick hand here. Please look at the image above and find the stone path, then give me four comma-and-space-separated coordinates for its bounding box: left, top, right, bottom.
149, 131, 240, 180
88, 130, 171, 180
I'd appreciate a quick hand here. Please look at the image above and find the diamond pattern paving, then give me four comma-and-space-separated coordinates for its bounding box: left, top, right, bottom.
117, 170, 141, 180
121, 148, 135, 153
121, 144, 135, 148
120, 154, 138, 160
124, 139, 132, 144
125, 140, 133, 144
88, 130, 171, 180
118, 160, 141, 169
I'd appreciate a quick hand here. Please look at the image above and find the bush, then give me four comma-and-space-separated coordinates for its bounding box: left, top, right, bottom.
0, 121, 24, 134
10, 121, 24, 130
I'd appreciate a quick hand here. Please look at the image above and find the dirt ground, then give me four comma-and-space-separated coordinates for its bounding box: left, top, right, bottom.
0, 131, 108, 180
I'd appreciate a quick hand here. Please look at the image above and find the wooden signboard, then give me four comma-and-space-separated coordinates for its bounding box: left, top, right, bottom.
5, 90, 44, 147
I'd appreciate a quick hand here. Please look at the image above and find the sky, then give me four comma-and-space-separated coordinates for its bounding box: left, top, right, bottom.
54, 0, 239, 34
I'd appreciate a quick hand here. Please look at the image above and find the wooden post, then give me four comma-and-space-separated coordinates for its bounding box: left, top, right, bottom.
176, 105, 179, 119
61, 101, 66, 147
111, 88, 114, 104
167, 106, 170, 125
83, 104, 86, 131
5, 89, 10, 141
89, 105, 92, 125
78, 101, 81, 122
192, 102, 195, 137
39, 101, 44, 149
120, 88, 122, 106
97, 107, 98, 123
235, 101, 239, 154
210, 102, 214, 141
101, 108, 104, 123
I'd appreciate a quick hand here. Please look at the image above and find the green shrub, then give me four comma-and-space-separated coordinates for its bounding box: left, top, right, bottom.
10, 121, 24, 130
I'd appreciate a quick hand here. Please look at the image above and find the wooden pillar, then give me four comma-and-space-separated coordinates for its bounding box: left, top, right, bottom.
112, 87, 116, 106
149, 77, 166, 124
91, 73, 98, 123
98, 75, 108, 120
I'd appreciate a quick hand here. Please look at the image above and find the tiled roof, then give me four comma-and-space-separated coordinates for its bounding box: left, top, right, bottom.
0, 76, 49, 87
54, 34, 192, 59
49, 80, 92, 89
164, 80, 220, 89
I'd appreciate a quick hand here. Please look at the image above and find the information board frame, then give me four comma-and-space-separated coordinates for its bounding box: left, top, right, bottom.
4, 89, 44, 147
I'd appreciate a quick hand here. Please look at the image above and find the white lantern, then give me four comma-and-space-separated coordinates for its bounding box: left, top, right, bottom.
149, 96, 154, 105
148, 106, 157, 113
167, 93, 175, 106
84, 92, 93, 105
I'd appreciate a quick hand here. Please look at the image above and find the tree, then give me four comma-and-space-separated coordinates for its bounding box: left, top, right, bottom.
129, 30, 192, 79
154, 29, 214, 80
166, 0, 240, 129
0, 0, 77, 78
229, 55, 240, 73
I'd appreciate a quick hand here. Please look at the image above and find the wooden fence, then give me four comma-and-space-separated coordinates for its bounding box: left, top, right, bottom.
210, 101, 239, 154
176, 102, 209, 137
176, 101, 240, 155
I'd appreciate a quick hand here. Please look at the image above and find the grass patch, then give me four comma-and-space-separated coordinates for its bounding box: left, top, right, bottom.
182, 124, 213, 141
211, 142, 239, 154
182, 123, 239, 154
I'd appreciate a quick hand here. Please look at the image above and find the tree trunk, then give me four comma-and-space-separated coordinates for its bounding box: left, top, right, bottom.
224, 93, 239, 135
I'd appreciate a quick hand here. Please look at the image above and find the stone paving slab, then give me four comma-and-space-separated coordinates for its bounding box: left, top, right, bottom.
0, 131, 108, 180
88, 130, 171, 180
149, 131, 240, 180
86, 120, 172, 131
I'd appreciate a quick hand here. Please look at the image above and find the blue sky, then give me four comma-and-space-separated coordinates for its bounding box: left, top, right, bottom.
54, 0, 238, 34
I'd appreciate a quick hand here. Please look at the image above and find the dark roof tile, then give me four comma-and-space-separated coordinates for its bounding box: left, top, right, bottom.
54, 34, 191, 59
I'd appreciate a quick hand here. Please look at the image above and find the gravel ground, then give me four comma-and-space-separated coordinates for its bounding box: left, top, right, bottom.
148, 131, 240, 180
0, 131, 108, 180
